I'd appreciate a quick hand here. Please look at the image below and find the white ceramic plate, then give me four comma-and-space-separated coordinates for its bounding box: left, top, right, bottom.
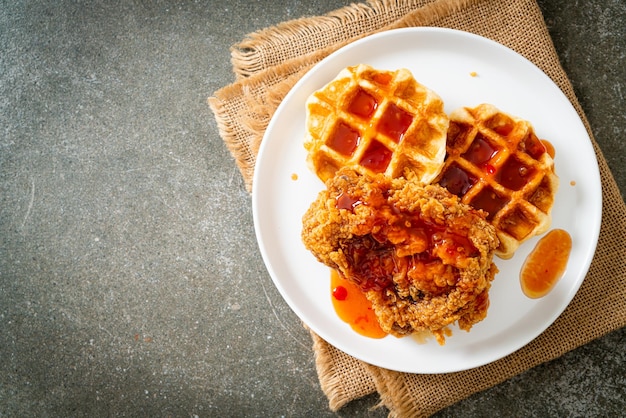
252, 28, 601, 373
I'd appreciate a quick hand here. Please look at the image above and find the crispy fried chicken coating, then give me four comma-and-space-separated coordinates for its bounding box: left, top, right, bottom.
302, 168, 499, 344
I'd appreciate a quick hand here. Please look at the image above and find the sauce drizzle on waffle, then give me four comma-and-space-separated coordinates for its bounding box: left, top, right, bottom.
435, 103, 559, 259
304, 64, 449, 184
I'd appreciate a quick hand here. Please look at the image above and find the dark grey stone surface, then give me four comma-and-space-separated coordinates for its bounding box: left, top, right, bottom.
0, 1, 624, 416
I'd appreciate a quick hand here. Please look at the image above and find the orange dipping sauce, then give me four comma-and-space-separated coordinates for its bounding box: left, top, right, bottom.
330, 270, 387, 339
520, 229, 572, 298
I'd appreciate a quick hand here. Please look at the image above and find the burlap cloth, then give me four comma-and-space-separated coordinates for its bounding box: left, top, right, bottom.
208, 0, 626, 416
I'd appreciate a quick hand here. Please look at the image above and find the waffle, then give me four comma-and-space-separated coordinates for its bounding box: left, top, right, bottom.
435, 104, 559, 259
304, 64, 449, 183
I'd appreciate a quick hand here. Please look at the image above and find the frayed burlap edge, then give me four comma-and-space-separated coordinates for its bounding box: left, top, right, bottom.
230, 0, 435, 79
309, 328, 380, 411
208, 63, 310, 190
230, 0, 489, 80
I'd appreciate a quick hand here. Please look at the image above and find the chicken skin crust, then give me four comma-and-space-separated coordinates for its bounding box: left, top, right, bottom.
301, 168, 499, 344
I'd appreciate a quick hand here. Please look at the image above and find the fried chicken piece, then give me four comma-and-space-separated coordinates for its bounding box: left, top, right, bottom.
301, 167, 499, 344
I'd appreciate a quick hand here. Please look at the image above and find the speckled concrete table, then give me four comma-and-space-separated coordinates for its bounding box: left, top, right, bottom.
1, 1, 624, 416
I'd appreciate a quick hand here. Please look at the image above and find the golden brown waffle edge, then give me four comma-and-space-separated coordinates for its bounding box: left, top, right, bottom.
304, 64, 449, 184
435, 103, 559, 259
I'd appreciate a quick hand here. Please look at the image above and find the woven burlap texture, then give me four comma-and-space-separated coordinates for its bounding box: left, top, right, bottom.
208, 0, 626, 417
